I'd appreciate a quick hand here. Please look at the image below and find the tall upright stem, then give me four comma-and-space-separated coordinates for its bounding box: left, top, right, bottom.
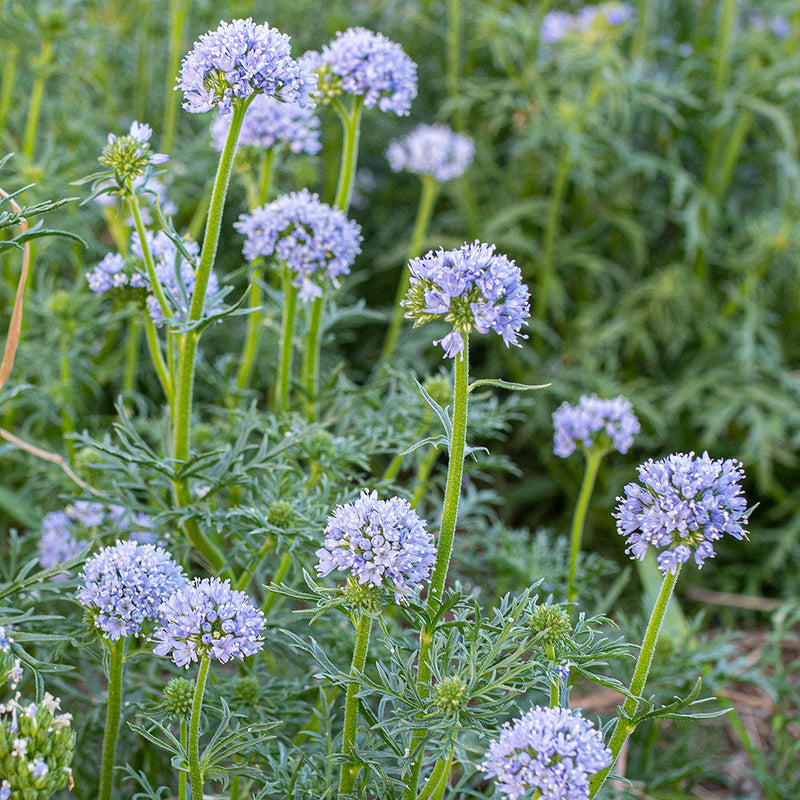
123, 317, 142, 394
631, 0, 650, 60
188, 656, 211, 800
0, 43, 19, 132
381, 175, 439, 362
275, 269, 298, 414
301, 295, 323, 422
23, 38, 53, 162
162, 0, 190, 154
178, 717, 188, 800
338, 613, 373, 799
589, 566, 682, 796
59, 351, 75, 462
99, 638, 125, 800
333, 98, 364, 213
566, 448, 603, 607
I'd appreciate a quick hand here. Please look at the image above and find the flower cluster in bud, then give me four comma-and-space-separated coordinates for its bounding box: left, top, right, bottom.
316, 491, 435, 602
178, 18, 314, 116
529, 604, 573, 648
211, 94, 321, 154
160, 677, 194, 719
39, 502, 157, 574
615, 451, 749, 575
341, 576, 382, 615
542, 3, 634, 44
99, 121, 169, 187
152, 578, 265, 667
387, 124, 474, 183
432, 676, 468, 715
266, 499, 295, 529
403, 241, 530, 359
236, 189, 362, 302
0, 692, 75, 799
77, 540, 187, 640
232, 676, 261, 707
311, 27, 417, 115
481, 706, 611, 800
552, 394, 640, 458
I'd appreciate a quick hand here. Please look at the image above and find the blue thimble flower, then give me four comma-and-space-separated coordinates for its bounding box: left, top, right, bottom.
152, 578, 265, 667
386, 123, 474, 183
402, 241, 530, 358
542, 3, 634, 43
99, 121, 169, 185
316, 490, 436, 600
210, 94, 321, 154
235, 189, 362, 302
77, 540, 187, 640
481, 705, 612, 800
615, 451, 750, 575
553, 394, 640, 458
178, 18, 313, 116
313, 27, 417, 115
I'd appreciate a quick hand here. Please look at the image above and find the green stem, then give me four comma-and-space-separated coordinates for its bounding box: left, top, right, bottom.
275, 268, 298, 414
179, 717, 188, 800
566, 448, 603, 607
546, 643, 559, 707
189, 656, 211, 800
98, 638, 125, 800
338, 612, 373, 799
261, 550, 293, 614
410, 446, 441, 509
162, 0, 189, 154
134, 0, 151, 119
0, 43, 19, 132
533, 143, 571, 326
122, 317, 142, 393
631, 0, 650, 60
446, 0, 463, 130
128, 190, 171, 320
59, 350, 75, 462
381, 175, 440, 362
144, 317, 173, 404
301, 294, 323, 422
23, 38, 52, 161
333, 97, 364, 212
417, 746, 453, 800
589, 565, 682, 796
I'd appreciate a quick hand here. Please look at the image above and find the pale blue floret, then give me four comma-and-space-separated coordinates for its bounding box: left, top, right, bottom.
615, 451, 749, 575
236, 189, 362, 302
316, 490, 436, 601
210, 93, 321, 154
77, 540, 187, 640
178, 18, 313, 116
481, 705, 612, 800
552, 394, 640, 458
152, 578, 265, 667
317, 27, 418, 115
386, 124, 474, 182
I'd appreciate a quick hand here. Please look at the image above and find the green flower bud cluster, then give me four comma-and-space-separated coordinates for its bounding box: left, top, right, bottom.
98, 121, 169, 189
342, 576, 382, 615
0, 692, 75, 799
267, 500, 295, 529
529, 604, 573, 648
160, 678, 194, 719
432, 675, 468, 715
232, 676, 261, 707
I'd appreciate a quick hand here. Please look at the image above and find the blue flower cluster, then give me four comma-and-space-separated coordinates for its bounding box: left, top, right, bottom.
210, 93, 321, 154
542, 3, 634, 43
481, 706, 611, 800
77, 541, 187, 640
236, 189, 362, 302
86, 230, 221, 325
39, 502, 156, 572
316, 491, 436, 599
552, 394, 640, 458
152, 578, 265, 667
178, 18, 313, 116
403, 241, 530, 358
386, 123, 474, 183
748, 12, 791, 39
314, 27, 417, 115
615, 451, 749, 575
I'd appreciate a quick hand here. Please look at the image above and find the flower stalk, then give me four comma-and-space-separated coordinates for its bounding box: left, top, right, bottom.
98, 638, 125, 800
275, 268, 298, 414
188, 655, 211, 800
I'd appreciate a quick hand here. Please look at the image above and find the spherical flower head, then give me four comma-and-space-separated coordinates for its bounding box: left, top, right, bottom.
178, 18, 312, 116
160, 677, 194, 719
481, 706, 611, 800
387, 123, 474, 182
316, 490, 435, 601
433, 676, 468, 715
553, 394, 640, 458
77, 540, 187, 640
315, 27, 417, 115
152, 578, 265, 667
615, 451, 750, 575
99, 120, 169, 184
529, 604, 573, 648
210, 94, 321, 154
402, 241, 530, 358
235, 189, 362, 302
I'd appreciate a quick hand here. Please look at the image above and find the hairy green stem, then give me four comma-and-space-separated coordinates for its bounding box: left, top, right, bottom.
338, 612, 372, 799
179, 717, 188, 800
381, 175, 439, 362
333, 97, 364, 213
127, 190, 171, 320
98, 638, 125, 800
546, 643, 559, 707
566, 448, 603, 608
162, 0, 189, 154
417, 746, 453, 800
188, 656, 210, 800
144, 318, 173, 404
275, 268, 298, 414
23, 38, 52, 161
122, 317, 142, 394
59, 351, 75, 462
589, 565, 682, 796
301, 295, 323, 421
